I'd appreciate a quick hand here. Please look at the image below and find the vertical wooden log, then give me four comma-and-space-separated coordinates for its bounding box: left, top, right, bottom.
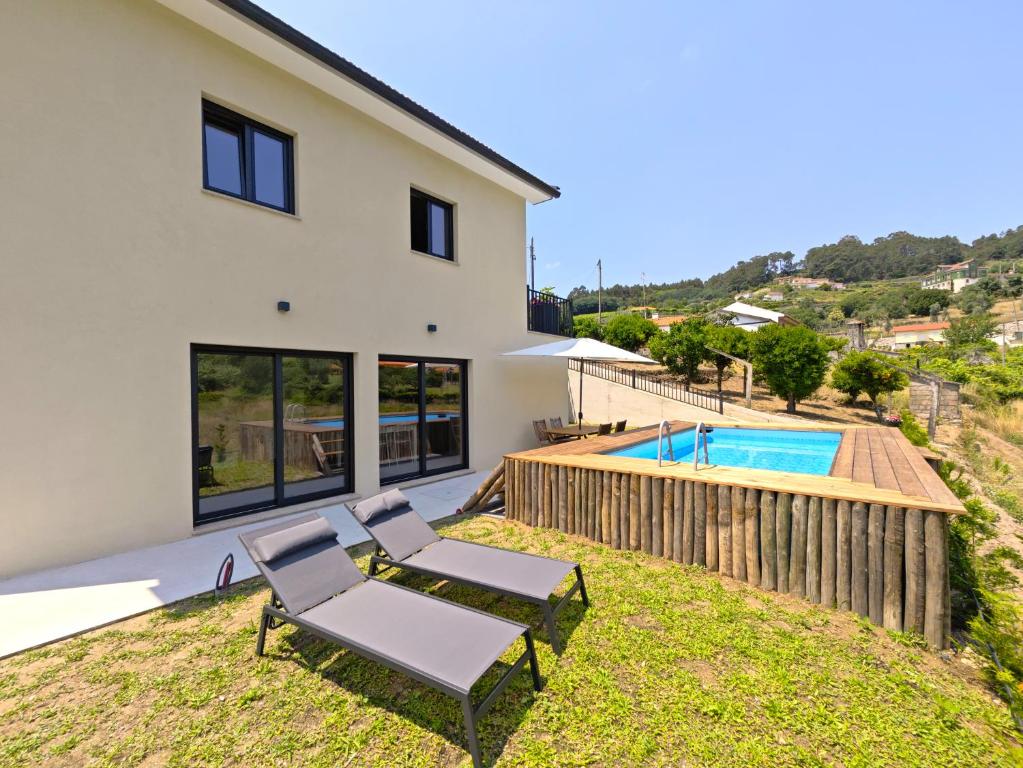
745, 488, 760, 586
788, 495, 807, 599
610, 473, 621, 549
543, 464, 553, 530
602, 471, 613, 545
717, 485, 732, 577
576, 468, 584, 535
851, 502, 869, 617
517, 461, 525, 523
629, 474, 641, 551
924, 510, 948, 648
883, 506, 905, 632
531, 463, 540, 527
505, 462, 515, 523
662, 480, 674, 559
594, 471, 604, 542
558, 466, 569, 532
579, 470, 588, 538
807, 496, 822, 604
587, 470, 597, 540
682, 481, 695, 564
732, 486, 746, 582
904, 508, 925, 635
640, 475, 653, 554
821, 498, 837, 607
868, 503, 885, 625
672, 480, 683, 562
705, 484, 719, 571
693, 482, 707, 566
564, 467, 572, 533
836, 499, 852, 611
620, 474, 630, 549
523, 462, 532, 526
651, 478, 664, 557
760, 491, 777, 590
776, 493, 792, 593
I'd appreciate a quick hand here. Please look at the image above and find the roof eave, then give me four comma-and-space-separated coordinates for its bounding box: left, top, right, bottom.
155, 0, 560, 203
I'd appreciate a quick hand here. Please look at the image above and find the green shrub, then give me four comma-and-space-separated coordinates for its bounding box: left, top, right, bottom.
573, 316, 603, 341
898, 410, 930, 446
748, 324, 830, 413
648, 316, 709, 389
602, 313, 658, 352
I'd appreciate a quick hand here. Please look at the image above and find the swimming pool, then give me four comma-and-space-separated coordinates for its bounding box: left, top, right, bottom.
605, 427, 842, 476
307, 413, 456, 429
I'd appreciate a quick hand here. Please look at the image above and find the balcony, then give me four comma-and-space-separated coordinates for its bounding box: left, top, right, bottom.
527, 286, 573, 336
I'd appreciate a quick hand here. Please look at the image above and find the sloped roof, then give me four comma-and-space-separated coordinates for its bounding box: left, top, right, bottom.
892, 322, 950, 333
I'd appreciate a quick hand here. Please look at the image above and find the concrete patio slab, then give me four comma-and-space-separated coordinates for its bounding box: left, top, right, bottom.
0, 471, 490, 659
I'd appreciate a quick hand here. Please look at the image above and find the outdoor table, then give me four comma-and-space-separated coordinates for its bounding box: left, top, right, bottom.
547, 425, 601, 439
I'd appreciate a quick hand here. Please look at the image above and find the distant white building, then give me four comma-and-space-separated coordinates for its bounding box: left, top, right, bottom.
921, 260, 985, 294
891, 322, 950, 349
719, 301, 798, 331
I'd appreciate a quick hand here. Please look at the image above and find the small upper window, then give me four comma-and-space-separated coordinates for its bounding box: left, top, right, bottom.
410, 189, 453, 260
202, 101, 293, 213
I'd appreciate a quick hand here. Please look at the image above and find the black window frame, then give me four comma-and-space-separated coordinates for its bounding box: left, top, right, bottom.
190, 344, 354, 526
202, 100, 295, 214
410, 188, 455, 260
378, 355, 468, 484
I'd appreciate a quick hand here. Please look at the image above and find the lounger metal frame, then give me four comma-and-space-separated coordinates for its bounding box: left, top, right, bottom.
254, 578, 542, 768
364, 535, 589, 655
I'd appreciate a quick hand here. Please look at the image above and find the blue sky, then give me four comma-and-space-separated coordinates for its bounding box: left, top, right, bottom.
259, 1, 1023, 295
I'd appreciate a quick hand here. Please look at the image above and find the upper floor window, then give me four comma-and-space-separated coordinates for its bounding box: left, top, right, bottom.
202, 100, 294, 213
410, 189, 453, 260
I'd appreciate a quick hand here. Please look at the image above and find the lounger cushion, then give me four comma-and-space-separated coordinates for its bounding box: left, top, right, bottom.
382, 488, 410, 511
403, 539, 577, 602
361, 505, 441, 561
252, 517, 338, 564
299, 579, 524, 694
351, 494, 389, 524
239, 514, 366, 614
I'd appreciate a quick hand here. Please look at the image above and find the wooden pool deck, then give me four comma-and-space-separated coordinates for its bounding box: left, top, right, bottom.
509, 421, 963, 515
505, 420, 960, 647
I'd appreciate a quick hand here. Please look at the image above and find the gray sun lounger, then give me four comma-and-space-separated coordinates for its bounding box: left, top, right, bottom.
238, 512, 541, 768
348, 490, 589, 655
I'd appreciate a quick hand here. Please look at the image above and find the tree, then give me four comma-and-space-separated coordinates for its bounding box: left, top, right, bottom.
944, 314, 997, 349
573, 316, 603, 341
830, 351, 909, 420
749, 324, 830, 413
648, 317, 709, 390
602, 313, 658, 352
705, 323, 749, 393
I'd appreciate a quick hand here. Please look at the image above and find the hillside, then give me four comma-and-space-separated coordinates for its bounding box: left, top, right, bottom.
568, 226, 1023, 314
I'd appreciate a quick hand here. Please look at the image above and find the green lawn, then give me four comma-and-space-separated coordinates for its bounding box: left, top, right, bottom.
1, 516, 1020, 767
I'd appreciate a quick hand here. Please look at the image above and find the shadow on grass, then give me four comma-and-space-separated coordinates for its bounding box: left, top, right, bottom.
269, 624, 538, 767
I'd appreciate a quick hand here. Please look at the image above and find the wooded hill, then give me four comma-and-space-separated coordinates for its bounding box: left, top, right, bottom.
568, 226, 1023, 314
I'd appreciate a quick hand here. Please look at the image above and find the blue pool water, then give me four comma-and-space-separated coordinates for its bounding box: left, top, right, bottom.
606, 427, 842, 476
308, 413, 455, 429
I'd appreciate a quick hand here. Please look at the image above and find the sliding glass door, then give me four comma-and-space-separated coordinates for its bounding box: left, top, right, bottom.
192, 346, 353, 524
378, 356, 467, 483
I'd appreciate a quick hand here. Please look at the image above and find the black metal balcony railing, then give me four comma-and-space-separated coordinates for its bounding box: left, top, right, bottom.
527, 286, 573, 337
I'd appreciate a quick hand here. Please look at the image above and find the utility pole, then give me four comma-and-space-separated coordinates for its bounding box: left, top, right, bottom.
597, 259, 603, 324
530, 238, 537, 291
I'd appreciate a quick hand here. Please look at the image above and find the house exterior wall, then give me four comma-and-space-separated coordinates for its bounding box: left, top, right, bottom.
0, 0, 565, 576
893, 330, 947, 348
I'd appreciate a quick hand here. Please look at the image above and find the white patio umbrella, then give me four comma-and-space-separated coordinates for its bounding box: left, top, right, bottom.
502, 337, 657, 423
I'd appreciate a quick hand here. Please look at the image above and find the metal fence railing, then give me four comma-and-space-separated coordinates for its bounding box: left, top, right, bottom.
570, 358, 725, 414
527, 286, 573, 336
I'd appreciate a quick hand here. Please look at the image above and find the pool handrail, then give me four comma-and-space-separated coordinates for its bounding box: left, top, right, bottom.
656, 420, 674, 467
693, 422, 710, 470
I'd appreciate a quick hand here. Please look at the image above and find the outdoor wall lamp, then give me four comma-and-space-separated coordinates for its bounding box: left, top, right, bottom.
427, 323, 438, 333
277, 300, 291, 313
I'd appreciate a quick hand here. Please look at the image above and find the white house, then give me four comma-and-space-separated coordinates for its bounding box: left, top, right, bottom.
891, 322, 950, 348
0, 0, 569, 577
719, 302, 798, 331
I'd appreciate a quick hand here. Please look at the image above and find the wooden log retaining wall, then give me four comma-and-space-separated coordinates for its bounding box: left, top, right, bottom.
504, 458, 951, 648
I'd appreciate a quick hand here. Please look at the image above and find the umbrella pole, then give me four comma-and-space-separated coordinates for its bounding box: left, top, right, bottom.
578, 358, 584, 424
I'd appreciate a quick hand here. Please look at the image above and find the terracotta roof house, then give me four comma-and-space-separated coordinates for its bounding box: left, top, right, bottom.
1, 0, 567, 577
891, 322, 950, 348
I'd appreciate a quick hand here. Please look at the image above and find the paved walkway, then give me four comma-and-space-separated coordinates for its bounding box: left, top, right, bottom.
0, 471, 489, 658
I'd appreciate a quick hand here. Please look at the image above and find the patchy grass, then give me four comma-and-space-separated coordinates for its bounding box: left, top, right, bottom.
1, 516, 1020, 767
